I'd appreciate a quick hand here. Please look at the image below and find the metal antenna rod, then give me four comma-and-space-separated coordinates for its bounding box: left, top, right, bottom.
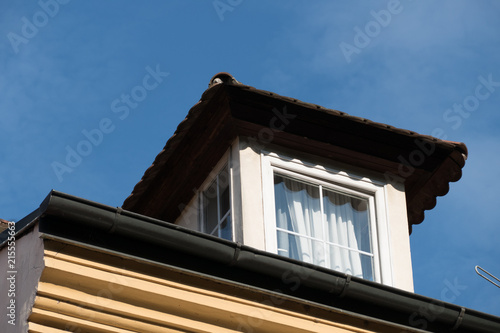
475, 266, 500, 289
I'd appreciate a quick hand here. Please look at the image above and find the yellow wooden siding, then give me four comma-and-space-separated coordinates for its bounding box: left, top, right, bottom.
28, 242, 389, 333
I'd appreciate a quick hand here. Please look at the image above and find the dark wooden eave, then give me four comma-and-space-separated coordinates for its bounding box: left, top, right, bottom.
122, 73, 467, 233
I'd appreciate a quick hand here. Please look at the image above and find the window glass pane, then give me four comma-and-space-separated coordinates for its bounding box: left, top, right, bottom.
328, 246, 350, 274
219, 166, 230, 217
328, 245, 373, 280
359, 252, 374, 281
323, 189, 372, 254
203, 181, 218, 235
274, 175, 291, 231
277, 230, 300, 260
274, 175, 292, 232
202, 163, 232, 241
276, 230, 325, 266
220, 215, 232, 240
274, 175, 321, 238
209, 227, 218, 237
329, 245, 373, 281
352, 201, 371, 254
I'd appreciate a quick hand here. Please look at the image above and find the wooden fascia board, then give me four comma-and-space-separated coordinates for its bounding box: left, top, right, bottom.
226, 93, 448, 173
234, 120, 402, 177
34, 249, 380, 333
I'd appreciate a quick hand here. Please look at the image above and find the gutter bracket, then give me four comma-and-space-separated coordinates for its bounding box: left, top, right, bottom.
110, 207, 123, 233
451, 307, 466, 331
338, 274, 352, 297
230, 242, 243, 266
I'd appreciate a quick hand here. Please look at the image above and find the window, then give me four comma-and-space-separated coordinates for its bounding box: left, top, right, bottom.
201, 164, 232, 240
263, 154, 391, 283
274, 174, 374, 280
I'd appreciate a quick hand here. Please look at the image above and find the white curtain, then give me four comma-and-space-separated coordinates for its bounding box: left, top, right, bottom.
275, 176, 323, 265
274, 175, 371, 279
323, 191, 364, 278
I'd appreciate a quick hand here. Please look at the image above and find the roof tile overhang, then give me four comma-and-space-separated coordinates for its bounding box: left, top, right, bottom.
123, 73, 467, 233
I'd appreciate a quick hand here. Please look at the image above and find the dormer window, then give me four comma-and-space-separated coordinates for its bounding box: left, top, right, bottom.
262, 153, 391, 283
123, 72, 468, 292
201, 163, 232, 241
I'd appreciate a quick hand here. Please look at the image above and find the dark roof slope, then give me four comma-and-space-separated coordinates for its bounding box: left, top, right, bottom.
123, 73, 467, 233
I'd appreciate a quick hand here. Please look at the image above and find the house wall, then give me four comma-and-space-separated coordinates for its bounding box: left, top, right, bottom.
176, 194, 199, 231
236, 140, 267, 249
0, 222, 45, 332
28, 239, 400, 333
385, 181, 414, 291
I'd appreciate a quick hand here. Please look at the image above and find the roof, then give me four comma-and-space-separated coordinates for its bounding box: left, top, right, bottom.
0, 218, 10, 233
2, 190, 499, 333
122, 73, 467, 233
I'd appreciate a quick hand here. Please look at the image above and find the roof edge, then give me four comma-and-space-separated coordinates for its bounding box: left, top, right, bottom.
0, 208, 41, 249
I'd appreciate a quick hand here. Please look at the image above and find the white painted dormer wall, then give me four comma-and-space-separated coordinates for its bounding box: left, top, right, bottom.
176, 136, 414, 292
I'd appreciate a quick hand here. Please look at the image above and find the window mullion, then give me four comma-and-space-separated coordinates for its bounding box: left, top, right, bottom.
327, 242, 374, 257
319, 185, 328, 268
220, 210, 230, 222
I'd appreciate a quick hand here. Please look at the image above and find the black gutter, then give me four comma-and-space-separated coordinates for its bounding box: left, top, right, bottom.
27, 191, 500, 333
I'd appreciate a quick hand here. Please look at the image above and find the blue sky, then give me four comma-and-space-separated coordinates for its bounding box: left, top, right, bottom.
1, 0, 499, 318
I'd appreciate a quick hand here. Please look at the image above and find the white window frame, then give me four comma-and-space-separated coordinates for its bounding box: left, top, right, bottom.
262, 152, 393, 285
198, 152, 234, 241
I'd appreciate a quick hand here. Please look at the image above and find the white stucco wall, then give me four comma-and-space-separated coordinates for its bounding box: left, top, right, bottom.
236, 140, 266, 250
385, 181, 414, 291
176, 195, 200, 232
